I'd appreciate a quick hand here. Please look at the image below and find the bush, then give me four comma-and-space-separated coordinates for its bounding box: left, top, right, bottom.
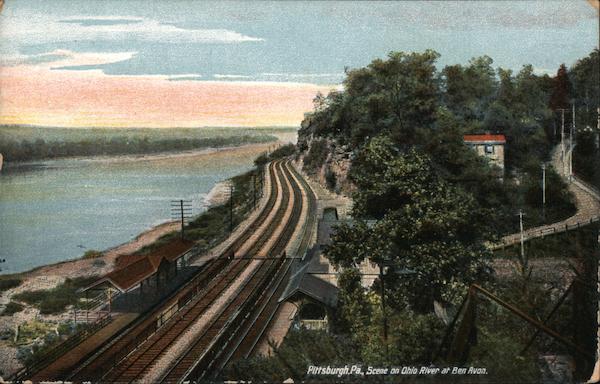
269, 143, 296, 159
0, 278, 22, 292
13, 276, 99, 315
325, 167, 337, 191
303, 139, 329, 175
82, 250, 103, 259
1, 301, 24, 316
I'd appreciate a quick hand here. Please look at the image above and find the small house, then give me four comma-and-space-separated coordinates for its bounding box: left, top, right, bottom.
463, 134, 506, 171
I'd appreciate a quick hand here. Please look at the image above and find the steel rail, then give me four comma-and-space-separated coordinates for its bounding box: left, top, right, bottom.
67, 161, 282, 382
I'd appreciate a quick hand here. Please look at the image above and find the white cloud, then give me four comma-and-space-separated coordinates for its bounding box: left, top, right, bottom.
213, 74, 251, 79
0, 13, 264, 52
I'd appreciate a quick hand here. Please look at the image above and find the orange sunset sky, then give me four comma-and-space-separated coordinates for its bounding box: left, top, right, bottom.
0, 1, 597, 129
0, 51, 334, 128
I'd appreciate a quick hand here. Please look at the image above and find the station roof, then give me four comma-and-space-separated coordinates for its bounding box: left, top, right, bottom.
463, 134, 506, 144
83, 238, 195, 293
279, 263, 338, 308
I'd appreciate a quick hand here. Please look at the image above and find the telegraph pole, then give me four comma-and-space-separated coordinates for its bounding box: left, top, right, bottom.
557, 108, 568, 176
518, 210, 526, 271
570, 104, 575, 180
171, 199, 192, 240
587, 229, 600, 383
378, 263, 389, 364
229, 184, 234, 233
541, 164, 546, 222
252, 173, 256, 210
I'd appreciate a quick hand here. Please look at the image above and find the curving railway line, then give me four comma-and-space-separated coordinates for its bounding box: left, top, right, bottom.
158, 161, 312, 383
59, 159, 314, 384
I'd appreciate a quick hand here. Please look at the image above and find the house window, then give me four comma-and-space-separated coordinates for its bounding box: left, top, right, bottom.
485, 145, 494, 154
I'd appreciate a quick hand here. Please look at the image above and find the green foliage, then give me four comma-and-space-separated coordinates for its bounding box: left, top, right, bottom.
82, 250, 103, 259
17, 321, 92, 367
137, 168, 262, 256
299, 50, 579, 233
570, 49, 599, 128
300, 50, 440, 146
0, 278, 22, 292
12, 276, 98, 314
442, 55, 497, 125
496, 222, 598, 260
522, 163, 576, 224
336, 274, 445, 366
1, 301, 24, 316
574, 128, 600, 190
254, 143, 296, 167
326, 136, 493, 311
225, 329, 360, 382
269, 143, 296, 159
302, 139, 329, 175
549, 64, 573, 111
324, 166, 337, 191
467, 325, 540, 383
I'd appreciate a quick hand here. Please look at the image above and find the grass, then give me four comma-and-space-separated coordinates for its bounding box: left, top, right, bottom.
12, 276, 99, 315
0, 278, 22, 292
1, 301, 24, 316
14, 320, 57, 346
82, 250, 103, 259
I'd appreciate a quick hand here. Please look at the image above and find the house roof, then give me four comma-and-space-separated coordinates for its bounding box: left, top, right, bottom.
279, 263, 338, 307
83, 238, 195, 293
463, 134, 506, 144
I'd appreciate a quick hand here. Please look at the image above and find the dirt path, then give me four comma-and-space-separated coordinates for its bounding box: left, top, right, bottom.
495, 141, 600, 249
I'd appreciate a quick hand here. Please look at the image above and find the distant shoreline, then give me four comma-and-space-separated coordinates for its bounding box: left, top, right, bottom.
0, 134, 278, 164
1, 141, 273, 170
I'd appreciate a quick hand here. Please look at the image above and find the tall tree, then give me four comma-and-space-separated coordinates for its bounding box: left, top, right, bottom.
325, 136, 492, 312
549, 64, 573, 111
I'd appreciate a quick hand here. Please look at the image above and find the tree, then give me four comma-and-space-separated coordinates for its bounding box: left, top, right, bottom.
570, 49, 599, 128
325, 136, 492, 312
441, 56, 497, 127
549, 64, 573, 111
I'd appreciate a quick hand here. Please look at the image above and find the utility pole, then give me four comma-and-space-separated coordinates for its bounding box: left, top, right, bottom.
587, 229, 600, 383
252, 173, 256, 210
596, 107, 600, 150
170, 199, 192, 240
229, 184, 234, 233
379, 263, 389, 365
518, 210, 526, 272
570, 104, 575, 181
557, 108, 568, 176
541, 164, 546, 222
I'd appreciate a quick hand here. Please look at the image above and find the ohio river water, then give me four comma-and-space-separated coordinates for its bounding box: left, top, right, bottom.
0, 143, 273, 274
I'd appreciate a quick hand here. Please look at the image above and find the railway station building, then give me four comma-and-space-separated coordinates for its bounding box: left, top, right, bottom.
81, 239, 197, 313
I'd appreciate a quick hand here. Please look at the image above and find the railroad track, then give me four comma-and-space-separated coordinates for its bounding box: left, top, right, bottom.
64, 159, 309, 384
209, 160, 319, 378
234, 161, 319, 361
66, 160, 284, 382
158, 161, 307, 383
99, 160, 297, 383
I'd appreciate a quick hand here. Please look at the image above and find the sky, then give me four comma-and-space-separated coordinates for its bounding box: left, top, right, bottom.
0, 1, 598, 128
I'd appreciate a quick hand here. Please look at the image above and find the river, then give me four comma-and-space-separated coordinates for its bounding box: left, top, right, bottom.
0, 142, 280, 274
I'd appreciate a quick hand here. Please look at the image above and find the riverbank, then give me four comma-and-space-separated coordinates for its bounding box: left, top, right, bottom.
0, 218, 180, 377
0, 144, 275, 377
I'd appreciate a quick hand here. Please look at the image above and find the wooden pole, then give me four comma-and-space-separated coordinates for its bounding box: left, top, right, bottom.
180, 199, 184, 240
